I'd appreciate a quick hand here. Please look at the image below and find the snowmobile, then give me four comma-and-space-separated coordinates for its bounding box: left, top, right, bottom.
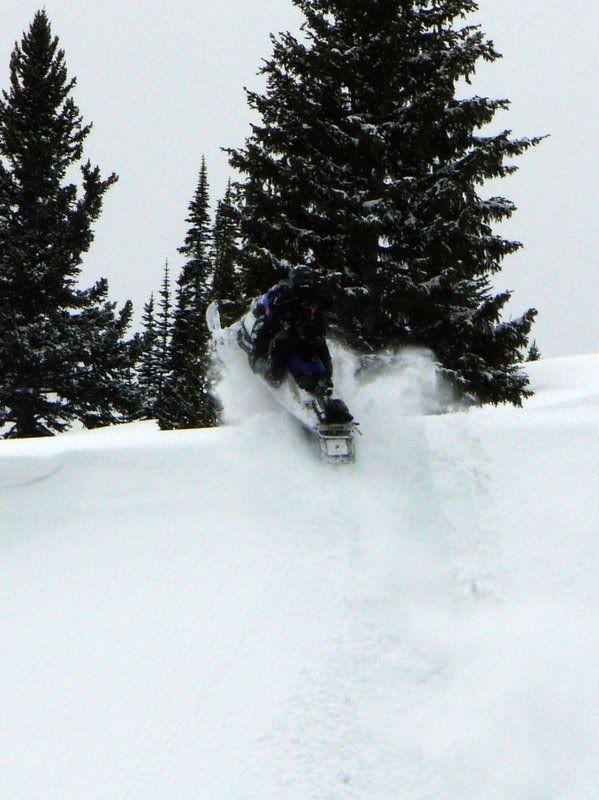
206, 300, 358, 464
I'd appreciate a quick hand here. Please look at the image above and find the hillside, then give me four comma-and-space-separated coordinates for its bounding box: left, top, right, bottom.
1, 352, 597, 799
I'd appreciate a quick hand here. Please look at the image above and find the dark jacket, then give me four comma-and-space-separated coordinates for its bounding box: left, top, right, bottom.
261, 281, 331, 343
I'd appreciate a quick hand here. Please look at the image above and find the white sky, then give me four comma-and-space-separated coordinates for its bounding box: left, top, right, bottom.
1, 0, 597, 357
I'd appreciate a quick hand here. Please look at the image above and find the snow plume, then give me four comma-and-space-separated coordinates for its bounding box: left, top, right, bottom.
209, 329, 292, 425
331, 343, 455, 418
213, 331, 454, 429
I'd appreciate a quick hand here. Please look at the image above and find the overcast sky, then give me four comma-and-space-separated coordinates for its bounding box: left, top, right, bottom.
2, 1, 597, 357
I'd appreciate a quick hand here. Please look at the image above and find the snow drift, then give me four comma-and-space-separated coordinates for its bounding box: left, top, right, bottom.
1, 352, 597, 799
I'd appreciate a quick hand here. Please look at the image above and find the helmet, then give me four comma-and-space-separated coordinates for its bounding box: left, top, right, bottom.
288, 265, 314, 288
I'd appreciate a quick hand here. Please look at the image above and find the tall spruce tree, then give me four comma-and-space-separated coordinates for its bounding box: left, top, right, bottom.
229, 0, 542, 405
137, 293, 161, 418
211, 179, 242, 326
0, 11, 130, 436
155, 259, 173, 406
159, 159, 219, 429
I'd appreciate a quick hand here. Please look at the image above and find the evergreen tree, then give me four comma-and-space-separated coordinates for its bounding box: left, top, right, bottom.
159, 159, 219, 429
211, 179, 243, 325
155, 259, 173, 406
228, 0, 542, 405
0, 11, 129, 437
527, 339, 541, 362
137, 293, 161, 418
72, 296, 142, 427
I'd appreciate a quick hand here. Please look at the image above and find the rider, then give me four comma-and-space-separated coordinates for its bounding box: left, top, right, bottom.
253, 266, 333, 394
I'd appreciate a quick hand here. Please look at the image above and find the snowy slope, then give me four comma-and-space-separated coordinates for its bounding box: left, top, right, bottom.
1, 352, 597, 799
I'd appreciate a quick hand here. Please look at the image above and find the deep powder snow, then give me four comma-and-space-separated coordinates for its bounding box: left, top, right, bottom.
1, 351, 597, 799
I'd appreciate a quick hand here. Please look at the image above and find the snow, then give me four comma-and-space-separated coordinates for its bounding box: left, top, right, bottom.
1, 351, 598, 799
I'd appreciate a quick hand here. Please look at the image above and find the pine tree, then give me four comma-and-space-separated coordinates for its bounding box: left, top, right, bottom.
0, 11, 130, 437
155, 259, 173, 406
211, 179, 243, 325
228, 0, 542, 405
159, 159, 219, 429
137, 293, 161, 418
72, 296, 142, 427
527, 340, 541, 362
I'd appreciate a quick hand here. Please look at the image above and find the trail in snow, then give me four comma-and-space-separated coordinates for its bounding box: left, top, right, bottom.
1, 351, 597, 799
